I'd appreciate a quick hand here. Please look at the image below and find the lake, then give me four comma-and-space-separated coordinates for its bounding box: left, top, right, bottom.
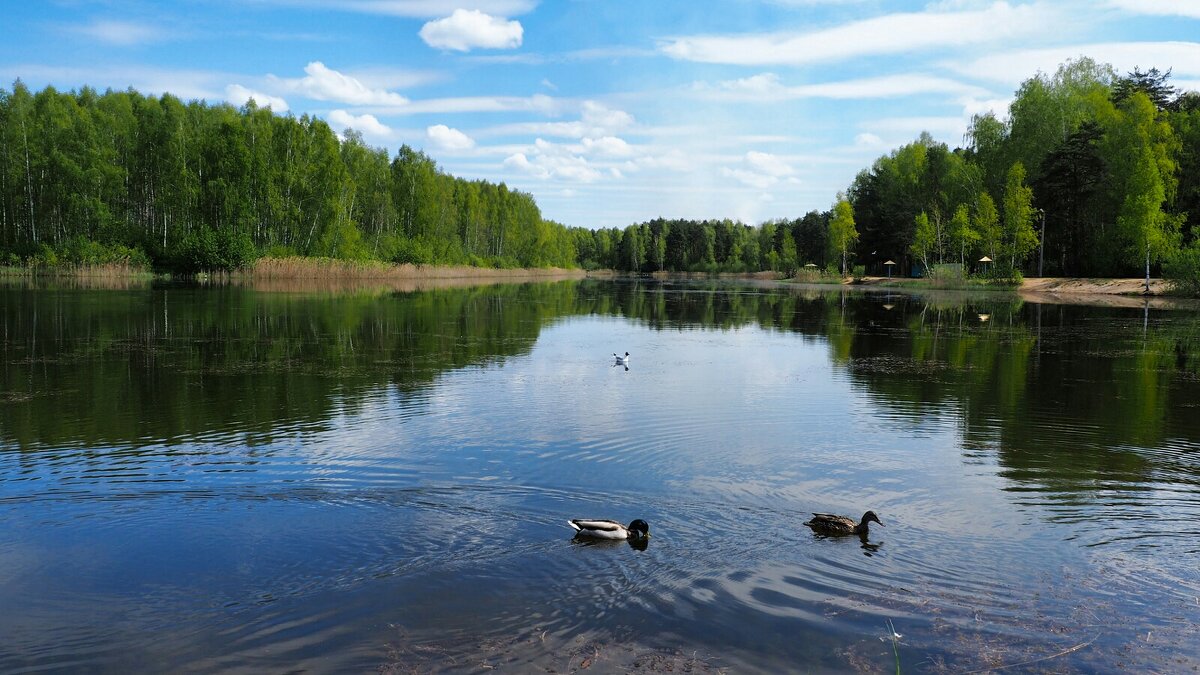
2, 278, 1198, 673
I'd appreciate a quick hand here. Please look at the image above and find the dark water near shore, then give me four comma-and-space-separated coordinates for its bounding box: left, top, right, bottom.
2, 278, 1199, 673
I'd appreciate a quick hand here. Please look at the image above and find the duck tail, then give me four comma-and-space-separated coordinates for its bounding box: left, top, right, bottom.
567, 519, 582, 532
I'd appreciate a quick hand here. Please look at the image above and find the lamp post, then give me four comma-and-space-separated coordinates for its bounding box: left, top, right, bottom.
1036, 208, 1046, 278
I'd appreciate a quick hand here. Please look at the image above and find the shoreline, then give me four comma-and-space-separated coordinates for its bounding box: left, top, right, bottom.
852, 275, 1171, 296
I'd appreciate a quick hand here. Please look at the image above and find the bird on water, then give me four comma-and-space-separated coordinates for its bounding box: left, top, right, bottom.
567, 518, 649, 540
804, 511, 883, 536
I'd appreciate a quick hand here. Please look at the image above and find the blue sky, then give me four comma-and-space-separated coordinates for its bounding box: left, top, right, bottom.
3, 1, 1199, 229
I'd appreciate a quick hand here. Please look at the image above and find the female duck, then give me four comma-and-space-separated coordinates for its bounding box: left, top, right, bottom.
805, 511, 883, 536
568, 518, 649, 540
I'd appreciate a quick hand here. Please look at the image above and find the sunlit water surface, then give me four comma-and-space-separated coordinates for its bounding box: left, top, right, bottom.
2, 279, 1199, 673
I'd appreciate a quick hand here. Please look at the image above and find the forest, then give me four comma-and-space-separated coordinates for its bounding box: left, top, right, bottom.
0, 82, 577, 271
1, 57, 1198, 287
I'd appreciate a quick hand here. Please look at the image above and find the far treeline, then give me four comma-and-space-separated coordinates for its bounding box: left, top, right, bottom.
2, 57, 1199, 293
0, 81, 577, 272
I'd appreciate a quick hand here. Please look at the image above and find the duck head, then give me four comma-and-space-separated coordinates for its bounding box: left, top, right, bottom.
861, 511, 883, 527
628, 519, 650, 538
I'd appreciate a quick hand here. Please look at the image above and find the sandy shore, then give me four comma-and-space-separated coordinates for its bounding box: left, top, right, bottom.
855, 276, 1166, 295
1019, 277, 1167, 295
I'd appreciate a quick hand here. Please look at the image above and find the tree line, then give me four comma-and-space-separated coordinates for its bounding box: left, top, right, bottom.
849, 59, 1200, 289
568, 212, 835, 273
0, 81, 577, 271
3, 57, 1198, 287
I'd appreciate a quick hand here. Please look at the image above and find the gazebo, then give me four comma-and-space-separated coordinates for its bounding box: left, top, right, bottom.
883, 259, 896, 279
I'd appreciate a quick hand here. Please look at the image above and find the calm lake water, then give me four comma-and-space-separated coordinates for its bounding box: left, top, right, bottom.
2, 278, 1199, 673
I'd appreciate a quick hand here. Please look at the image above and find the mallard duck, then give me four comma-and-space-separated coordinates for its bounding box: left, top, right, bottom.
612, 352, 630, 365
805, 511, 883, 536
568, 518, 649, 540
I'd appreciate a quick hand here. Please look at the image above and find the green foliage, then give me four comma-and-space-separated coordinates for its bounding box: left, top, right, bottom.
829, 198, 858, 275
1164, 240, 1200, 296
391, 236, 435, 265
980, 260, 1024, 285
1002, 162, 1039, 268
59, 236, 151, 268
848, 58, 1194, 281
170, 227, 258, 273
974, 192, 1001, 262
928, 263, 966, 287
0, 82, 579, 274
946, 203, 977, 267
910, 211, 936, 272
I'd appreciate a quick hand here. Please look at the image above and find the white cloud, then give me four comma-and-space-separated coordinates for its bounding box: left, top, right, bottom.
337, 66, 444, 90
0, 64, 226, 100
863, 116, 970, 141
271, 61, 408, 106
855, 132, 884, 147
328, 110, 393, 138
721, 151, 798, 188
721, 167, 777, 189
712, 72, 785, 94
745, 151, 795, 177
480, 101, 633, 138
225, 84, 289, 111
503, 138, 606, 183
393, 93, 559, 115
961, 96, 1013, 119
69, 20, 166, 46
580, 136, 634, 157
661, 2, 1055, 66
1106, 0, 1200, 18
948, 41, 1200, 85
695, 72, 987, 101
580, 100, 634, 131
427, 124, 476, 151
419, 9, 523, 51
340, 0, 535, 17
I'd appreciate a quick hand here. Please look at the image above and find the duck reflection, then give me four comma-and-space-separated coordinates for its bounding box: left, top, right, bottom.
570, 536, 649, 552
805, 530, 882, 557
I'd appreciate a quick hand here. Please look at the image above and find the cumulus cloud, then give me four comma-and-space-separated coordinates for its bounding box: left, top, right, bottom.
328, 110, 393, 138
487, 99, 643, 184
271, 61, 408, 106
662, 2, 1055, 66
426, 124, 476, 151
226, 84, 289, 111
503, 140, 604, 183
580, 136, 634, 157
419, 9, 523, 51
